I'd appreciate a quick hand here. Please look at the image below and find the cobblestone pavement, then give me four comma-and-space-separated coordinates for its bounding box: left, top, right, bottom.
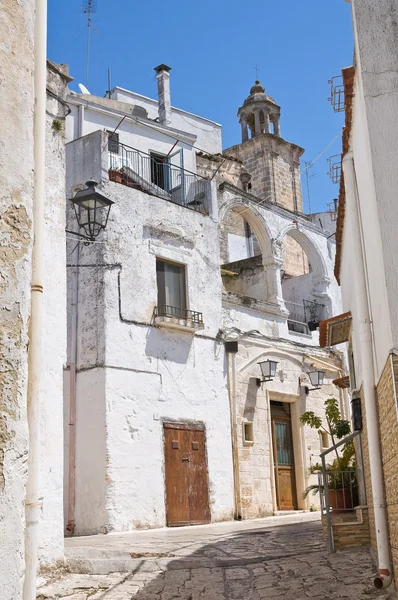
37, 518, 394, 599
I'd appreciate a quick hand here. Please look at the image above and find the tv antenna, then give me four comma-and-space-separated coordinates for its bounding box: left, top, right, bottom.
82, 0, 97, 88
304, 161, 317, 215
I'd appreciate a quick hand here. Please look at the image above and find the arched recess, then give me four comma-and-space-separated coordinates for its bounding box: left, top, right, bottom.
219, 197, 279, 304
277, 225, 330, 333
239, 348, 304, 376
219, 196, 273, 260
277, 225, 327, 282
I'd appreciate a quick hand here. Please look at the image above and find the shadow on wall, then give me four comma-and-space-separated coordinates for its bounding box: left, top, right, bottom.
76, 520, 384, 598
244, 377, 259, 419
145, 326, 194, 364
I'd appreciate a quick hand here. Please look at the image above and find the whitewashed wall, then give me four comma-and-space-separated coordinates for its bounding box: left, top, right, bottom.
65, 165, 234, 533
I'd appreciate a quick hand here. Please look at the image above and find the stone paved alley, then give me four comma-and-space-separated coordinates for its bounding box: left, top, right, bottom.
37, 514, 394, 599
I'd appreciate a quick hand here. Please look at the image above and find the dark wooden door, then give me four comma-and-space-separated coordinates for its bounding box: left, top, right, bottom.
271, 417, 297, 510
164, 424, 211, 527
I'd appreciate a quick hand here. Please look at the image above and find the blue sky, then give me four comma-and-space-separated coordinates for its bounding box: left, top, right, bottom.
48, 0, 353, 214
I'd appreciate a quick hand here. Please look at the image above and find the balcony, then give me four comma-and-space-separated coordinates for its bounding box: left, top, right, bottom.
109, 142, 209, 214
285, 300, 325, 335
328, 76, 345, 113
153, 305, 204, 333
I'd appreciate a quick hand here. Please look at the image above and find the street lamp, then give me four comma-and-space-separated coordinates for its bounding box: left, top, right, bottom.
304, 370, 325, 394
257, 359, 278, 386
67, 180, 114, 242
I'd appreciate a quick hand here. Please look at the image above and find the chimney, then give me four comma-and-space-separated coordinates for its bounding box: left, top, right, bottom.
154, 64, 172, 125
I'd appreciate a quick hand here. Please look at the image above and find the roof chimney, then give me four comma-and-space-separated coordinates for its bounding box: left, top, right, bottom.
154, 64, 172, 125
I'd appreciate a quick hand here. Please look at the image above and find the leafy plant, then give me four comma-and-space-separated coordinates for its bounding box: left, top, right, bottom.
300, 398, 355, 499
300, 398, 351, 460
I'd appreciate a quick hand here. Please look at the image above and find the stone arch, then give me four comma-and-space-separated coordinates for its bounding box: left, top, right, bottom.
277, 224, 327, 282
239, 348, 304, 376
219, 196, 273, 260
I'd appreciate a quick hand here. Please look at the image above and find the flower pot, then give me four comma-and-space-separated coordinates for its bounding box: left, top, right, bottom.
109, 169, 123, 183
328, 487, 355, 512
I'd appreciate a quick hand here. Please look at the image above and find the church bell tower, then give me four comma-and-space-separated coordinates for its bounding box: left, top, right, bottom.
223, 80, 305, 213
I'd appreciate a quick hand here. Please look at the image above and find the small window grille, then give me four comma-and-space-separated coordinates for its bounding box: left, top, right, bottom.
243, 422, 254, 444
328, 76, 345, 113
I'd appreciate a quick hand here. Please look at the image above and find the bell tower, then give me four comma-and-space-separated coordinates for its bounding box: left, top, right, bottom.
238, 80, 281, 140
223, 80, 305, 213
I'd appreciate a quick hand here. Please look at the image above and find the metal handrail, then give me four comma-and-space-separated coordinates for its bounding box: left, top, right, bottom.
154, 305, 203, 324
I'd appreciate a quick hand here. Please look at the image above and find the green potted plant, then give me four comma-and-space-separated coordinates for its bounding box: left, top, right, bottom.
300, 398, 357, 510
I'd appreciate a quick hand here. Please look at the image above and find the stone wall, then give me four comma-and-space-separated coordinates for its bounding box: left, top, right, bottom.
223, 134, 304, 213
376, 355, 398, 587
0, 1, 35, 597
283, 236, 309, 278
322, 507, 370, 550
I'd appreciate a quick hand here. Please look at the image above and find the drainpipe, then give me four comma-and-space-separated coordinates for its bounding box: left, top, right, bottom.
343, 152, 392, 589
22, 1, 47, 599
226, 349, 242, 520
66, 226, 79, 534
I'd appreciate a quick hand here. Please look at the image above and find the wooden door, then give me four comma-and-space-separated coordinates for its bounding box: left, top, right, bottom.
271, 416, 297, 510
164, 423, 211, 527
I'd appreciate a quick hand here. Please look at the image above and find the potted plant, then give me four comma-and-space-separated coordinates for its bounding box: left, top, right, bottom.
300, 398, 358, 511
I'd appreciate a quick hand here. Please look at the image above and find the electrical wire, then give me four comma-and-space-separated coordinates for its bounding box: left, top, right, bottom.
301, 134, 341, 173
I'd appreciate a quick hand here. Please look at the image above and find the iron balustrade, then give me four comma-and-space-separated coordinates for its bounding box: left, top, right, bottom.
285, 299, 325, 334
109, 142, 209, 212
318, 431, 363, 553
154, 305, 203, 324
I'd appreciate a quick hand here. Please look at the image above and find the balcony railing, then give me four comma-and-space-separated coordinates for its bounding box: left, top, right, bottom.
154, 305, 203, 324
328, 76, 345, 113
109, 142, 209, 214
285, 299, 325, 334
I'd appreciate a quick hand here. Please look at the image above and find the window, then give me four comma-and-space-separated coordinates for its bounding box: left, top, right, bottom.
320, 431, 329, 449
156, 259, 186, 317
243, 422, 254, 445
151, 152, 168, 190
107, 131, 119, 154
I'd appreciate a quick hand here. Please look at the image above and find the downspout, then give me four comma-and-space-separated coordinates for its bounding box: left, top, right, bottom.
22, 1, 47, 599
226, 350, 242, 519
66, 230, 79, 534
343, 152, 392, 589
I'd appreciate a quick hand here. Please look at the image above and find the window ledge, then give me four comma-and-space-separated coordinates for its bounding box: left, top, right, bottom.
154, 315, 205, 333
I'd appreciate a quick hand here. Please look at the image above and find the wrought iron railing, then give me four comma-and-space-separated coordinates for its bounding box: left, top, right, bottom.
108, 142, 209, 213
285, 300, 325, 334
154, 305, 203, 324
319, 431, 363, 553
328, 76, 345, 113
318, 469, 358, 513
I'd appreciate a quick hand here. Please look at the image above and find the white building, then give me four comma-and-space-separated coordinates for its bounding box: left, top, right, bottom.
319, 0, 398, 589
64, 65, 346, 534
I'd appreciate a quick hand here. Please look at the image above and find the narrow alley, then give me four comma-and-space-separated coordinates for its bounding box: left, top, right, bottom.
37, 514, 392, 599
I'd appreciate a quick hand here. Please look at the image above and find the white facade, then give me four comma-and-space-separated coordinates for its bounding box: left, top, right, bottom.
64, 66, 344, 533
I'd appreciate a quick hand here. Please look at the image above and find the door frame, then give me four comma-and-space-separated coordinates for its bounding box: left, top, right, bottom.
268, 393, 307, 511
271, 412, 297, 510
162, 420, 211, 526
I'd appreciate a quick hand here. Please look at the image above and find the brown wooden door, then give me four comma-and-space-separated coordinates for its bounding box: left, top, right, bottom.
164, 424, 211, 527
271, 417, 297, 510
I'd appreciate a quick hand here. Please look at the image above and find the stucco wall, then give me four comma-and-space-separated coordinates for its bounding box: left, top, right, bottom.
37, 63, 69, 566
353, 0, 398, 363
65, 173, 234, 533
0, 1, 35, 597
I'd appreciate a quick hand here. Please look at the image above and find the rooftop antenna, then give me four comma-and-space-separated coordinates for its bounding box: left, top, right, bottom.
304, 161, 316, 215
82, 0, 97, 88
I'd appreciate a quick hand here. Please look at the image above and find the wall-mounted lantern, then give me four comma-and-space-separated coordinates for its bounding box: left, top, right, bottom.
304, 370, 325, 394
67, 180, 114, 242
351, 396, 362, 431
257, 360, 278, 386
